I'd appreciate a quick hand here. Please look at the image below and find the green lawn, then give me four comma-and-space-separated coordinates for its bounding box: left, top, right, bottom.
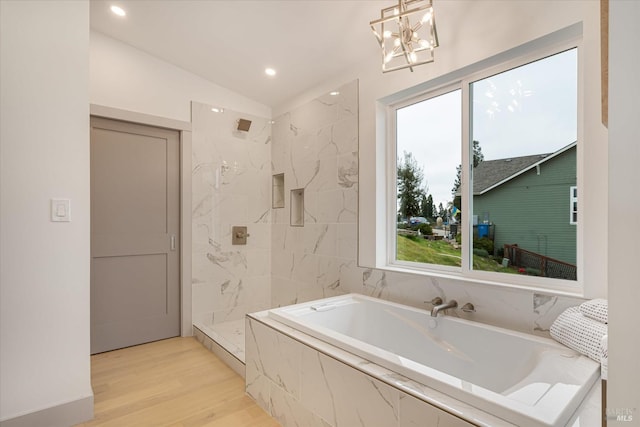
396, 235, 518, 274
396, 235, 461, 266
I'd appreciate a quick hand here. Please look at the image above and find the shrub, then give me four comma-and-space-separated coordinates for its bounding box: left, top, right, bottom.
496, 247, 505, 259
455, 233, 462, 244
473, 237, 494, 255
397, 223, 408, 230
473, 248, 489, 258
417, 223, 433, 235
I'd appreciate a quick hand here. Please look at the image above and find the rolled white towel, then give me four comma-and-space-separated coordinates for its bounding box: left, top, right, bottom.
600, 334, 608, 380
550, 306, 608, 362
579, 298, 608, 324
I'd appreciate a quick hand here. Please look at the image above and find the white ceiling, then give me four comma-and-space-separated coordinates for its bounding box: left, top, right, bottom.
90, 0, 391, 108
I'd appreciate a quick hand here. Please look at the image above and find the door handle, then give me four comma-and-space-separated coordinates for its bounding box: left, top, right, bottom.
170, 235, 176, 251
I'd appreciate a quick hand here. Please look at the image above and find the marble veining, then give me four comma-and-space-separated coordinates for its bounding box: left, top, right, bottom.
247, 311, 601, 427
191, 101, 272, 327
271, 80, 360, 309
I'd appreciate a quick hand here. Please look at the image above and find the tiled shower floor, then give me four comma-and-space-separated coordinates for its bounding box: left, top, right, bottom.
193, 319, 245, 363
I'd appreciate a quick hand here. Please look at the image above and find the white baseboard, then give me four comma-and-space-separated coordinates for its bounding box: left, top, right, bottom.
0, 395, 93, 427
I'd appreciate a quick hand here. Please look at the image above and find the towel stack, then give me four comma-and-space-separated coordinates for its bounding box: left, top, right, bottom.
550, 299, 608, 364
600, 334, 608, 380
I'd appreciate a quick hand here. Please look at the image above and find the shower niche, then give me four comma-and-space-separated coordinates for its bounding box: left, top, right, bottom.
272, 173, 285, 209
290, 188, 304, 227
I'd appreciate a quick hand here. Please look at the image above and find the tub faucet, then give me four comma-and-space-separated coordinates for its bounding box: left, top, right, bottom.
431, 300, 457, 317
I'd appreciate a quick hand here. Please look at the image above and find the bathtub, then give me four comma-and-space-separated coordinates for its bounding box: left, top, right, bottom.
268, 293, 600, 427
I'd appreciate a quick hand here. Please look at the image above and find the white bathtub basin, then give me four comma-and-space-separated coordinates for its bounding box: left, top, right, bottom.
268, 293, 600, 427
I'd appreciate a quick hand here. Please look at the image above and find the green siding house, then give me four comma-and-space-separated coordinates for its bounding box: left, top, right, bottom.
472, 143, 576, 265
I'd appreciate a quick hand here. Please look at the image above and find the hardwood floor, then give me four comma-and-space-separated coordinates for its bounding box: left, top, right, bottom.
75, 337, 280, 427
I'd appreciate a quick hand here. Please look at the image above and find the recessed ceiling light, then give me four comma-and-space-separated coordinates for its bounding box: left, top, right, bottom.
330, 91, 340, 96
110, 5, 126, 17
211, 107, 224, 113
265, 68, 276, 77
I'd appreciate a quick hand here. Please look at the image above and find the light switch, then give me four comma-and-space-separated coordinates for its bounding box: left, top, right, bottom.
51, 199, 70, 222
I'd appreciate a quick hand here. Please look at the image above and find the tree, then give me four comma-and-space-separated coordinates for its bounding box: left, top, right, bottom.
451, 164, 462, 197
437, 202, 445, 219
471, 140, 485, 167
397, 151, 426, 220
420, 194, 434, 220
451, 140, 484, 197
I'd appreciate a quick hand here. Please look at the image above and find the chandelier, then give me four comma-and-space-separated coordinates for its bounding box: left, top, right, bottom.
370, 0, 439, 73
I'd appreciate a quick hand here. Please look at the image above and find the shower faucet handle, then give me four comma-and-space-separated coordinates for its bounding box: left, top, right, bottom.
232, 226, 250, 245
235, 230, 250, 238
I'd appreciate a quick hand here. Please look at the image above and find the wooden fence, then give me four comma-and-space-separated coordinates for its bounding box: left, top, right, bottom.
503, 244, 577, 280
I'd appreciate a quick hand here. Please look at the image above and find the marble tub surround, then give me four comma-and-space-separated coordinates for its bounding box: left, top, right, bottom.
246, 310, 602, 427
191, 101, 272, 326
248, 313, 507, 427
266, 294, 600, 427
353, 268, 587, 339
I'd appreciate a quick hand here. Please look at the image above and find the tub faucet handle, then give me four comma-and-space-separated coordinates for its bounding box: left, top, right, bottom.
428, 297, 443, 306
461, 302, 476, 313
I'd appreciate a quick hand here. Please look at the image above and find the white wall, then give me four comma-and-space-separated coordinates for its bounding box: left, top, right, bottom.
608, 0, 640, 420
368, 1, 606, 298
0, 0, 93, 424
90, 31, 271, 122
275, 1, 606, 298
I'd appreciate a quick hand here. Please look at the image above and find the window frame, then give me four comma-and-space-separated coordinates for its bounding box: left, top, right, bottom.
384, 40, 583, 294
388, 84, 463, 275
570, 186, 578, 225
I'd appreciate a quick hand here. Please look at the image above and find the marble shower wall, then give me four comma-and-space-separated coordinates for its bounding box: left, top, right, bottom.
191, 101, 272, 325
270, 80, 585, 337
270, 80, 361, 306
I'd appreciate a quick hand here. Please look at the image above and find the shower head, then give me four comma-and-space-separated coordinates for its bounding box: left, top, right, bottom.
237, 118, 252, 132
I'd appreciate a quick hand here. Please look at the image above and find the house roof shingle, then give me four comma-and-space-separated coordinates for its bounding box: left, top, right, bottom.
471, 142, 576, 195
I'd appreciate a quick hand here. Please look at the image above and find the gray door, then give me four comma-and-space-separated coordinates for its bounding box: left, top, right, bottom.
90, 117, 180, 354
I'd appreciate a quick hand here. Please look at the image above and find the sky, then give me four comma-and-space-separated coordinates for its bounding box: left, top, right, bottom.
396, 48, 577, 210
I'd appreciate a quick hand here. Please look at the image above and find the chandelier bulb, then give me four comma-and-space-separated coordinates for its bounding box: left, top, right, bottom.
384, 52, 395, 63
421, 9, 433, 23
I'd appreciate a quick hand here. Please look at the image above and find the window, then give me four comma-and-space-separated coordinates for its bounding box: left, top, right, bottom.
391, 46, 579, 286
395, 89, 461, 270
570, 186, 578, 225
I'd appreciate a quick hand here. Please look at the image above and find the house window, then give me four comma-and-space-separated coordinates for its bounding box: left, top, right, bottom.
570, 186, 578, 225
390, 45, 579, 286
